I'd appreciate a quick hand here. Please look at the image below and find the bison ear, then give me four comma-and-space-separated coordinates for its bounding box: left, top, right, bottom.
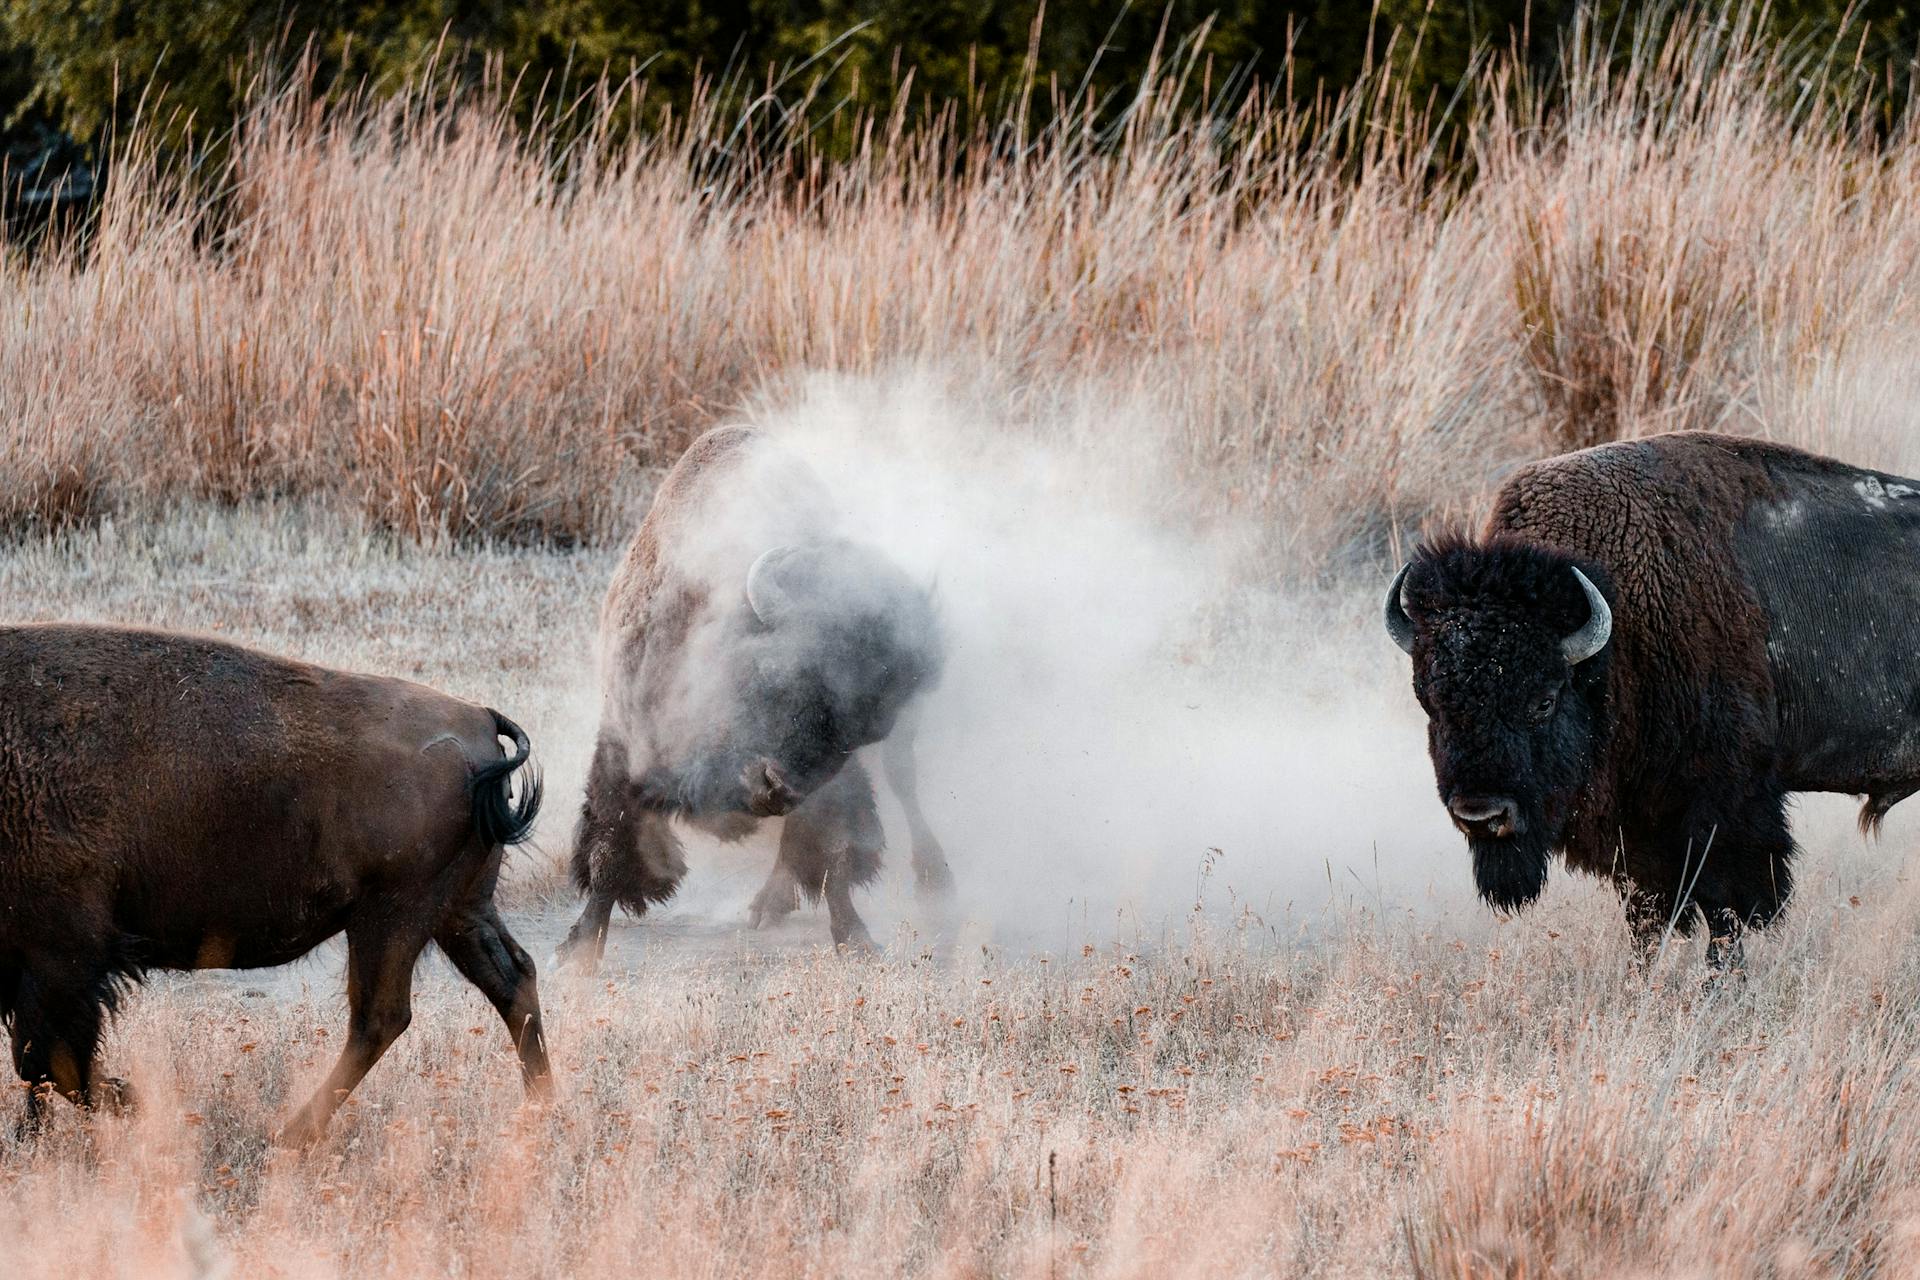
746, 545, 806, 626
1383, 562, 1417, 654
1560, 567, 1612, 664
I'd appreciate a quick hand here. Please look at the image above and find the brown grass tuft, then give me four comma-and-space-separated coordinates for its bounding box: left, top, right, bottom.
6, 10, 1917, 559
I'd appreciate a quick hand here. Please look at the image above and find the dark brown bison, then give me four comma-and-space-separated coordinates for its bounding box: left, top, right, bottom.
559, 425, 949, 965
1386, 430, 1920, 968
0, 624, 549, 1140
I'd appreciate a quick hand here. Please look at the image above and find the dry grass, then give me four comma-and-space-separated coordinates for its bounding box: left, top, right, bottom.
9, 6, 1920, 1276
8, 905, 1875, 1280
4, 508, 1920, 1277
7, 9, 1918, 565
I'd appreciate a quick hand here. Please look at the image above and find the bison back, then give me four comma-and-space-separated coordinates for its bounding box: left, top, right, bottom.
1729, 447, 1920, 798
0, 624, 505, 969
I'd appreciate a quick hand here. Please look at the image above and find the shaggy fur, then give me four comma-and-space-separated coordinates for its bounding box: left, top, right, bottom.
1396, 431, 1920, 963
560, 426, 949, 965
0, 624, 549, 1138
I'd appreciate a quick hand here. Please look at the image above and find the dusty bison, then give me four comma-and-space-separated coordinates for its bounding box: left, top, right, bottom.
559, 425, 949, 965
1385, 430, 1920, 967
0, 624, 549, 1140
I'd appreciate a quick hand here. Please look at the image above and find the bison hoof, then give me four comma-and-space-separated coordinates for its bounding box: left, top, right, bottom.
748, 872, 802, 929
549, 948, 601, 978
273, 1112, 331, 1149
551, 925, 607, 975
912, 853, 955, 901
832, 925, 878, 955
93, 1076, 136, 1114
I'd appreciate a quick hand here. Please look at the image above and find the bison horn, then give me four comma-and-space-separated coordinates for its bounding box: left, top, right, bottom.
1383, 562, 1417, 654
1561, 566, 1612, 664
746, 545, 799, 625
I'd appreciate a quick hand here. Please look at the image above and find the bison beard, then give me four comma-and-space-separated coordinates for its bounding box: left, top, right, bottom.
1471, 835, 1553, 913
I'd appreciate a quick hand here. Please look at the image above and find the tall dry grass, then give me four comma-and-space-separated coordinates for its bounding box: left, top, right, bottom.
1, 503, 1917, 1277
7, 9, 1919, 562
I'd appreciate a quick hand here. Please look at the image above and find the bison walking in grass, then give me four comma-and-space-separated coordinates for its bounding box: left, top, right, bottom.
1386, 430, 1920, 967
559, 425, 949, 965
0, 624, 548, 1140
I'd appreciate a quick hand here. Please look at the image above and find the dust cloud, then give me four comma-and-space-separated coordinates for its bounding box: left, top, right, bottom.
623, 371, 1477, 951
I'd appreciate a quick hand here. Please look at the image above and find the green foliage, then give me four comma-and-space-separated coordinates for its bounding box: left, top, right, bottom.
0, 2, 1915, 157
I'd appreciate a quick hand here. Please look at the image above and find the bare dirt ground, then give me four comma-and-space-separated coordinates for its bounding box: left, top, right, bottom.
8, 507, 1920, 1279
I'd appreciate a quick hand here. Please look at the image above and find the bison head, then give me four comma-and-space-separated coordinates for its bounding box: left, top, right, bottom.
1384, 538, 1613, 912
672, 538, 943, 817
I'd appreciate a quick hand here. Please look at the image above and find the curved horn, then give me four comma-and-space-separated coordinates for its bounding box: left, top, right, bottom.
1383, 562, 1417, 654
1561, 566, 1613, 665
746, 545, 798, 626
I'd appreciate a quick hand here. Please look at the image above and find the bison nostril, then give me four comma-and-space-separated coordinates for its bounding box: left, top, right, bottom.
744, 759, 800, 815
1448, 796, 1519, 836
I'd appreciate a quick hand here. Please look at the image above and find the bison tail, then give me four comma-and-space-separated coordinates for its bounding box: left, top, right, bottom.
472, 709, 544, 848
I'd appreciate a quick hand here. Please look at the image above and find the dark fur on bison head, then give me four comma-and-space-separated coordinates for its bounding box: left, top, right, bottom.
1386, 535, 1615, 912
667, 538, 943, 817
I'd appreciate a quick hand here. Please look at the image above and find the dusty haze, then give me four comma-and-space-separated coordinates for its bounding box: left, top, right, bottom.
605, 371, 1477, 953
584, 372, 1906, 956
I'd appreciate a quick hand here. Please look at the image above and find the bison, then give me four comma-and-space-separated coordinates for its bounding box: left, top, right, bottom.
1385, 430, 1920, 967
0, 624, 549, 1140
558, 425, 949, 965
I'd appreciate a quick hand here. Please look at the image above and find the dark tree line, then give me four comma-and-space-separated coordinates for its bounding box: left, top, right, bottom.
0, 3, 1916, 168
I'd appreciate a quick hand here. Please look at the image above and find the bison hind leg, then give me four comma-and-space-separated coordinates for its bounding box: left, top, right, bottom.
279, 907, 435, 1146
436, 902, 552, 1093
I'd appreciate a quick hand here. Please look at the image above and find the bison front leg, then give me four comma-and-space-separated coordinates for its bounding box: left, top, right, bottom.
747, 860, 802, 929
780, 760, 885, 951
881, 716, 953, 899
558, 889, 618, 973
278, 913, 429, 1146
8, 963, 114, 1135
1689, 792, 1794, 976
558, 739, 687, 972
1702, 908, 1746, 974
1619, 880, 1685, 970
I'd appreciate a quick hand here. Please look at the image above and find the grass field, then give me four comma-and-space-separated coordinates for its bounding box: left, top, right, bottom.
4, 505, 1920, 1278
9, 6, 1920, 1277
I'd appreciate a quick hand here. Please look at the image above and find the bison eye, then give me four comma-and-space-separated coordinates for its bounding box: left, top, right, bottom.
1529, 691, 1559, 724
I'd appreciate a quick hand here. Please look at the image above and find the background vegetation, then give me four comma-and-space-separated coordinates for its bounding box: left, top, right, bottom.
3, 1, 1919, 150
0, 5, 1914, 562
